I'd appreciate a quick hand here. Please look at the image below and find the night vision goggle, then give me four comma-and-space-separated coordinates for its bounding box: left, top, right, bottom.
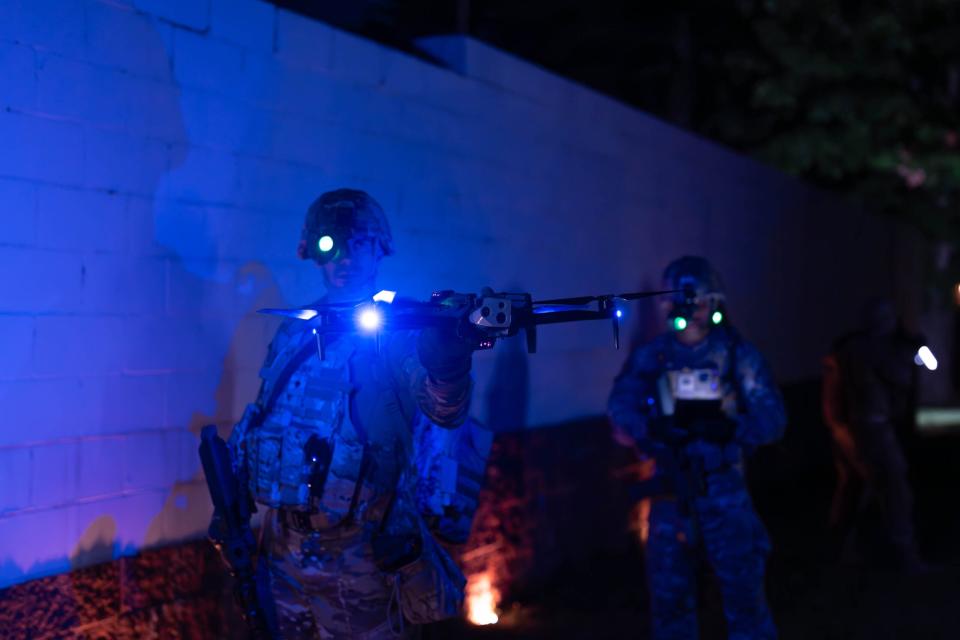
302, 200, 386, 264
668, 279, 725, 331
312, 230, 345, 263
308, 230, 381, 264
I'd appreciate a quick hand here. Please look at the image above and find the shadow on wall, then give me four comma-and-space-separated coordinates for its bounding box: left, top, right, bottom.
143, 262, 284, 548
483, 283, 531, 432
71, 515, 122, 570
484, 331, 529, 431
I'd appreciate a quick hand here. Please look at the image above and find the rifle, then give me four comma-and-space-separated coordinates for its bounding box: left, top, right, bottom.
629, 407, 738, 518
199, 425, 278, 639
259, 288, 675, 359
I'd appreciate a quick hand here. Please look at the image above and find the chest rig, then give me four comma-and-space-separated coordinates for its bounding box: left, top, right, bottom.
655, 329, 743, 421
245, 325, 415, 531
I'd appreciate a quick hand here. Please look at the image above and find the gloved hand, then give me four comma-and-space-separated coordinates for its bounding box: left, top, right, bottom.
646, 415, 688, 446
685, 415, 738, 443
417, 325, 474, 382
610, 420, 638, 448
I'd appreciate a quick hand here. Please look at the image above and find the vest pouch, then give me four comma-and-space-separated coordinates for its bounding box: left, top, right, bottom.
414, 417, 493, 544
278, 424, 326, 507
349, 449, 392, 524
248, 422, 284, 507
304, 435, 334, 500
381, 517, 466, 628
313, 438, 365, 527
248, 357, 354, 513
249, 421, 327, 509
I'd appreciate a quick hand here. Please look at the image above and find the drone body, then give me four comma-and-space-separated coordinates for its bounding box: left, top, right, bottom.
259, 288, 675, 360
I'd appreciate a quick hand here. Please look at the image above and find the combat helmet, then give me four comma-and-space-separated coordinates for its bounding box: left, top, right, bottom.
662, 256, 726, 330
297, 188, 395, 262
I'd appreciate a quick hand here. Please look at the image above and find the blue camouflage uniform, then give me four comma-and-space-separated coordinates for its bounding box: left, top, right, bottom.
229, 313, 471, 639
608, 325, 786, 640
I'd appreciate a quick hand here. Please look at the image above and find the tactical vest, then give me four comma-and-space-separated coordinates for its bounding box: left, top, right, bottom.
654, 329, 744, 421
245, 326, 415, 530
412, 415, 493, 544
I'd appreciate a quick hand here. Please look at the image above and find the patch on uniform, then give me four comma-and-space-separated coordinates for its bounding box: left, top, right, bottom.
669, 368, 722, 401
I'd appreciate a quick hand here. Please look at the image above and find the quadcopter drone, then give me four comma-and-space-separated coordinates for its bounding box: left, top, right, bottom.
259, 288, 677, 359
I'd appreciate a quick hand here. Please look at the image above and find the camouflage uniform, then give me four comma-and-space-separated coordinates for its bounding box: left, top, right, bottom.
228, 189, 472, 639
263, 516, 402, 639
412, 415, 493, 545
609, 325, 786, 640
229, 317, 470, 639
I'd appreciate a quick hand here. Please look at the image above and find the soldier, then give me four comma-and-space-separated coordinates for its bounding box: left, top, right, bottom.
821, 299, 925, 571
225, 189, 474, 639
608, 256, 786, 640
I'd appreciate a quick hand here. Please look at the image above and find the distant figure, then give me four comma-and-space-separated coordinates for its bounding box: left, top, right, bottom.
821, 298, 925, 571
608, 256, 785, 640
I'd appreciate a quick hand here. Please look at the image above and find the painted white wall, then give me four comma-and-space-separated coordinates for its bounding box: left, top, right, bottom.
0, 0, 906, 587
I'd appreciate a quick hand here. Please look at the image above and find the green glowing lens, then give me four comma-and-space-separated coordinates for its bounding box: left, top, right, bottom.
318, 235, 334, 253
712, 311, 723, 325
673, 316, 688, 331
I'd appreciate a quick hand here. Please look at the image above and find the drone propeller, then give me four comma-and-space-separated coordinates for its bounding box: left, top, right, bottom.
533, 289, 678, 306
259, 307, 321, 320
615, 289, 680, 301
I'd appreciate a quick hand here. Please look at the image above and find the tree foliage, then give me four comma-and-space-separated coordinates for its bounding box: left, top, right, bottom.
703, 0, 960, 244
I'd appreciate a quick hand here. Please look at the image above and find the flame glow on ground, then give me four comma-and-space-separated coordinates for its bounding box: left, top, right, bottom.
466, 572, 500, 625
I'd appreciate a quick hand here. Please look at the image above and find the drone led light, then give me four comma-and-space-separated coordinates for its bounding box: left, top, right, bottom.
673, 316, 688, 331
711, 311, 723, 325
318, 235, 334, 253
358, 307, 383, 332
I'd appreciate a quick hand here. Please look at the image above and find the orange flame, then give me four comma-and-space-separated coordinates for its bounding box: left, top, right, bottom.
466, 572, 500, 625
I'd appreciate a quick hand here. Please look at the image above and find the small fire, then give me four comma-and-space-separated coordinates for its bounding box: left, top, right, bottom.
466, 572, 500, 625
627, 458, 656, 544
632, 498, 651, 543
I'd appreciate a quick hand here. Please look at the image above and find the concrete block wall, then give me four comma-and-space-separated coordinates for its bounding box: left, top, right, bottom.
0, 0, 906, 588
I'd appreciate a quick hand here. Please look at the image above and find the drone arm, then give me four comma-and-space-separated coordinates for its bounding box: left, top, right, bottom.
527, 308, 615, 326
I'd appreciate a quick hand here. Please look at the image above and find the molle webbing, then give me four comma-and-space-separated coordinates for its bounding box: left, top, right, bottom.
248, 331, 415, 532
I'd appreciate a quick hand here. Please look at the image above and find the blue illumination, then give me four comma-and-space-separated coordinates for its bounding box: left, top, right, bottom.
357, 307, 383, 332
